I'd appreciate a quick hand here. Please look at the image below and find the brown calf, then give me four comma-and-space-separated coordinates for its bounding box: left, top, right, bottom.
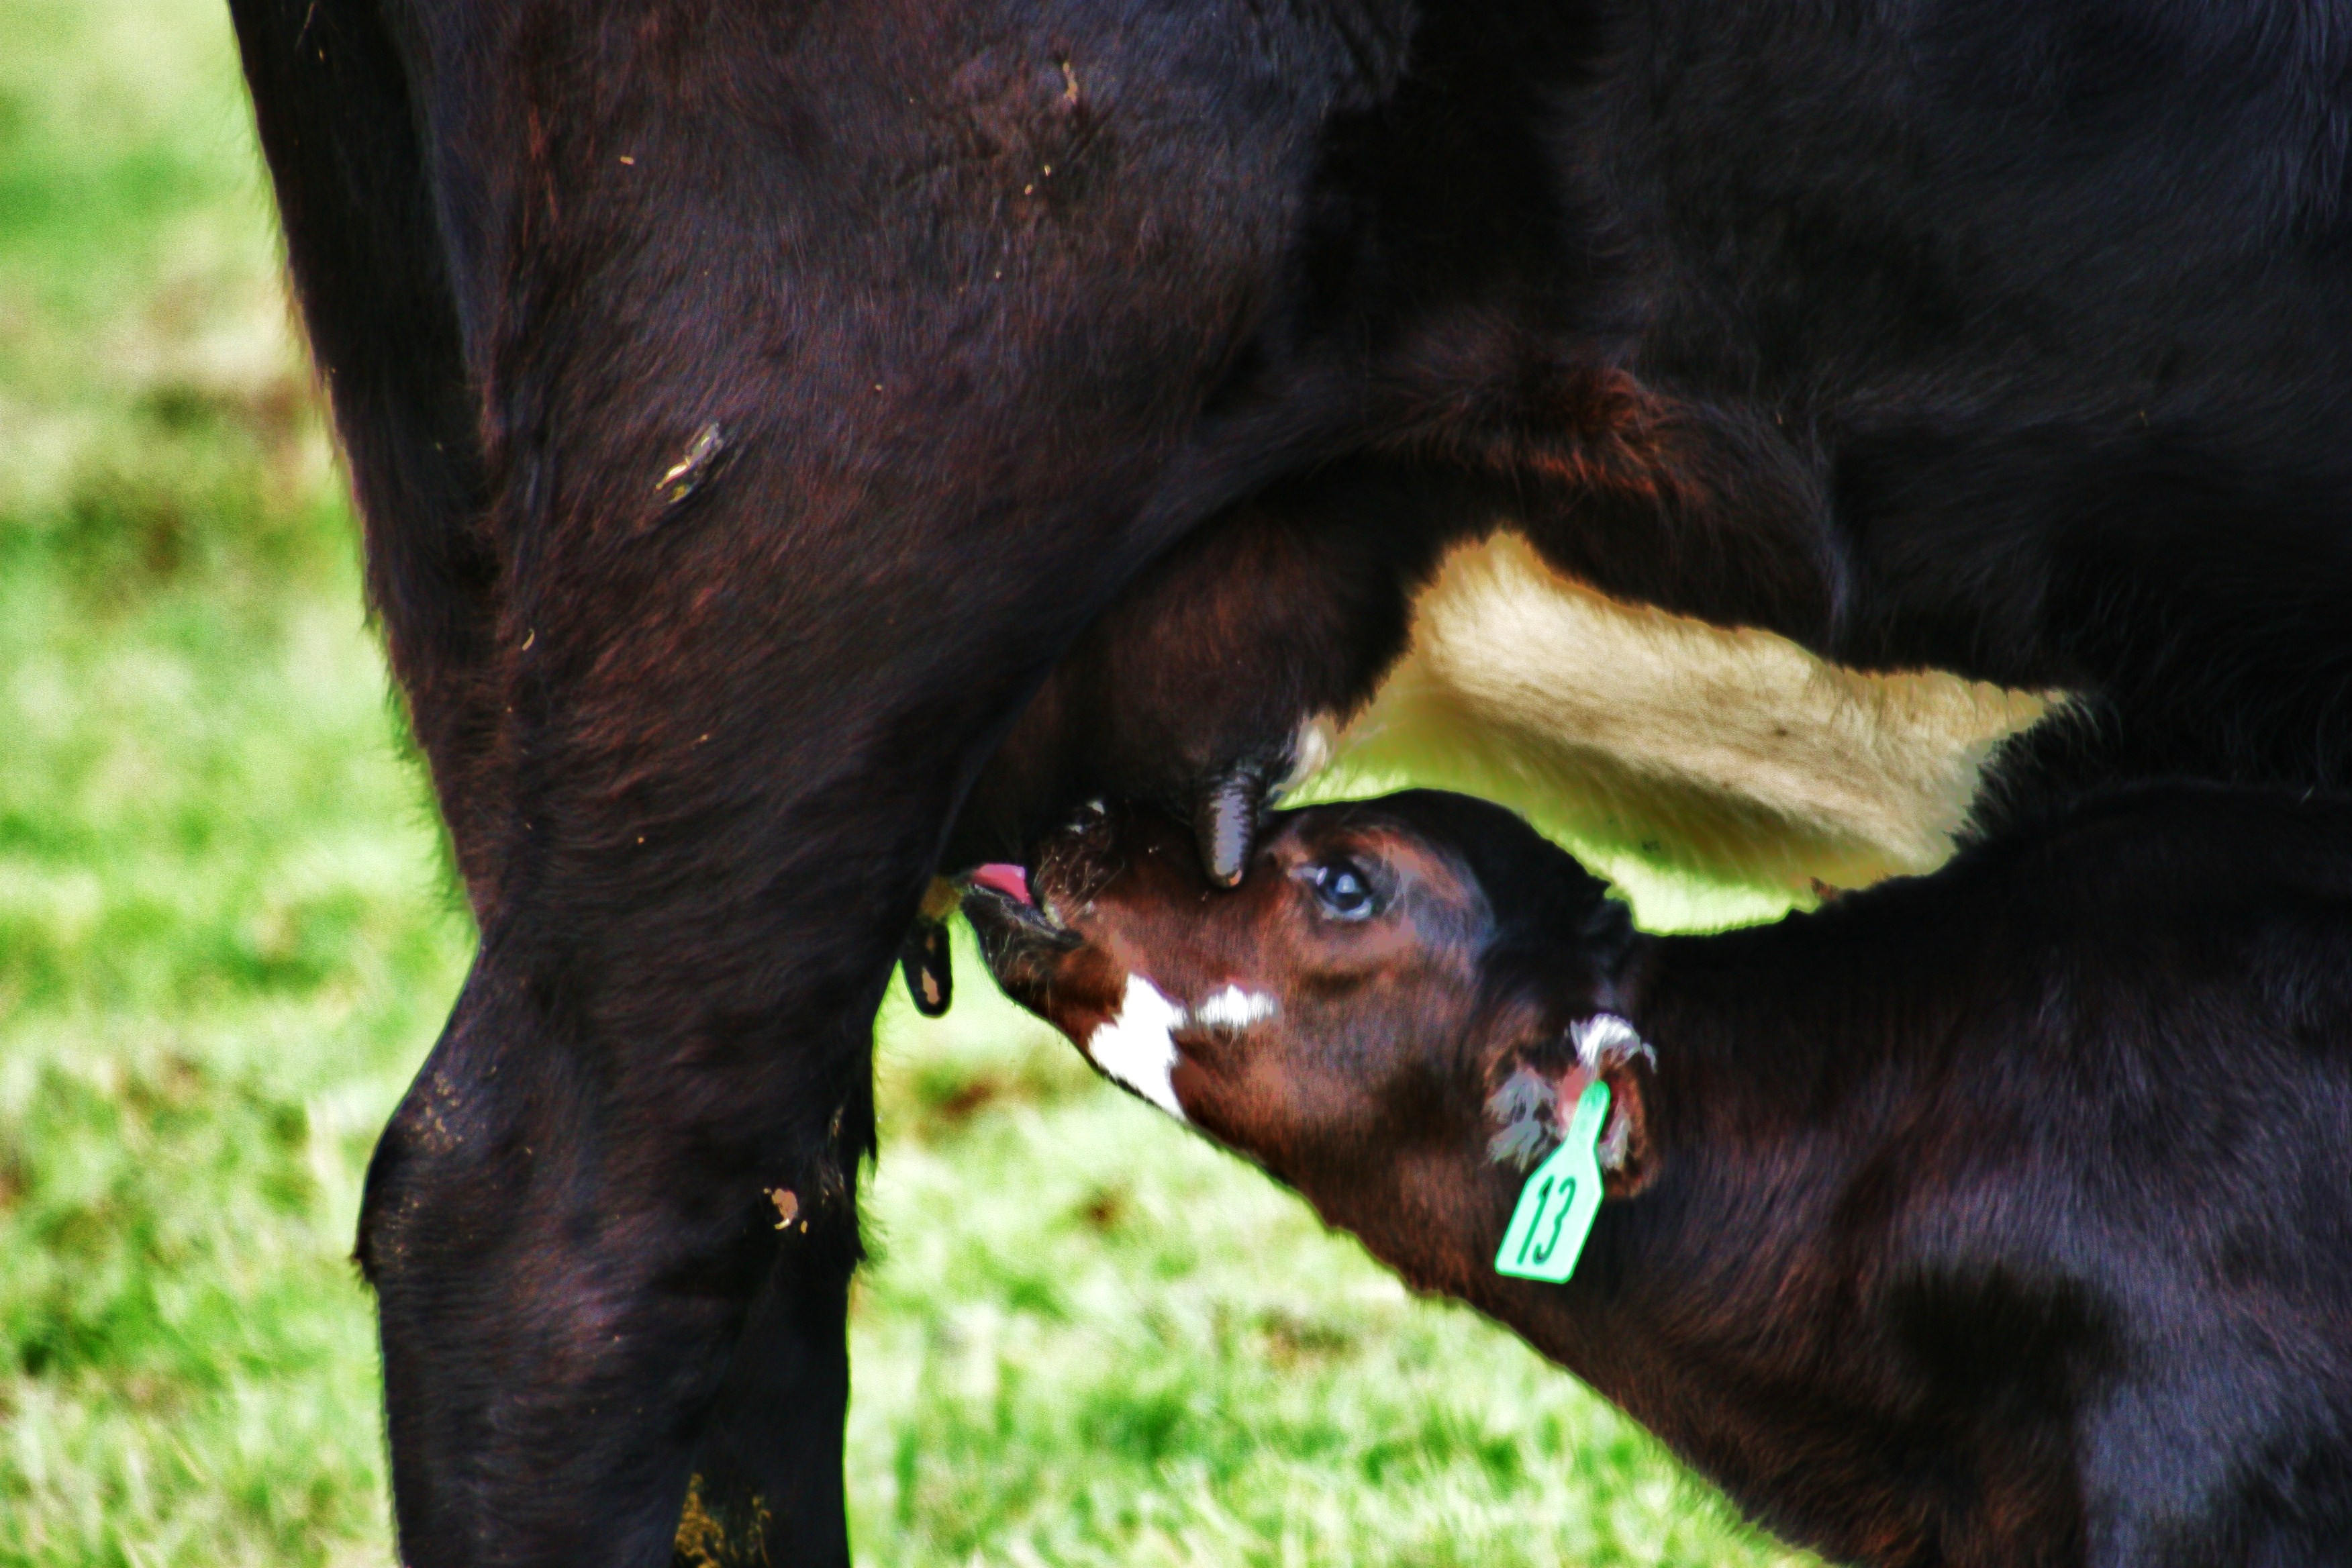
968, 789, 2352, 1568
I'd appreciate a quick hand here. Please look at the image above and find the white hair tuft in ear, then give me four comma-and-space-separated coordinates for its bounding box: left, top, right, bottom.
1573, 1012, 1655, 1071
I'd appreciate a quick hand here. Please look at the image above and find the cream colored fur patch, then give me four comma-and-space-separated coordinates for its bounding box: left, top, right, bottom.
1312, 534, 2052, 899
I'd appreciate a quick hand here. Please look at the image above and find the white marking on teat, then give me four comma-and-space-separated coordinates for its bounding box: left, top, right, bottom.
1191, 985, 1278, 1032
1571, 1012, 1655, 1071
1087, 975, 1189, 1121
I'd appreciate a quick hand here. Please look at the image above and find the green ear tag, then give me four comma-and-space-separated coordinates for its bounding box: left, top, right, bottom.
1495, 1079, 1611, 1283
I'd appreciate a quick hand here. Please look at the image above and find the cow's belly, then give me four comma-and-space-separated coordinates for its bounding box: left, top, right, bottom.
1302, 533, 2051, 928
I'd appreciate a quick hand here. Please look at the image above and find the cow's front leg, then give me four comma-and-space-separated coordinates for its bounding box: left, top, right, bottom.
359, 948, 871, 1567
672, 1221, 863, 1567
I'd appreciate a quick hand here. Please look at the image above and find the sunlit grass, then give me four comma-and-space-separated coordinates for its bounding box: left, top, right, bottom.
0, 1, 1814, 1563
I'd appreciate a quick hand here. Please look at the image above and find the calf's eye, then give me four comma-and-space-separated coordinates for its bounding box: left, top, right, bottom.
1308, 859, 1381, 921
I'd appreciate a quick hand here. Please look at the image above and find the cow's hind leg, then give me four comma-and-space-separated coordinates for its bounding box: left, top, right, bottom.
671, 1084, 872, 1568
240, 0, 1415, 1555
342, 75, 1341, 1568
358, 685, 944, 1568
360, 957, 873, 1567
671, 1254, 857, 1567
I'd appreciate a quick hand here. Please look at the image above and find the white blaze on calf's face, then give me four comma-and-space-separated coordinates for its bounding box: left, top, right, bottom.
1087, 975, 1189, 1121
1192, 984, 1278, 1031
1083, 979, 1281, 1121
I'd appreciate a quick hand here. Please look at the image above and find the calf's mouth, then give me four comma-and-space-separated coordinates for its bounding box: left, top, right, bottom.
960, 859, 1083, 999
957, 802, 1140, 1022
960, 804, 1255, 1122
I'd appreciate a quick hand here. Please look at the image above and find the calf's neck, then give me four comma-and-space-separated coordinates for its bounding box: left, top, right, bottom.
967, 787, 2352, 1568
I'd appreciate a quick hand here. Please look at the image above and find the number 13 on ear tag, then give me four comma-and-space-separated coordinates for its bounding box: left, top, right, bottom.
1496, 1080, 1611, 1283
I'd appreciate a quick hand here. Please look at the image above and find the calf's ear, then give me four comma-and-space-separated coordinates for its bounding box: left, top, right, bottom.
1485, 1015, 1661, 1197
1571, 1014, 1660, 1199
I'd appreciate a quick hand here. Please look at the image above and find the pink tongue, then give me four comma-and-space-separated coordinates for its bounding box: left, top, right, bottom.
969, 863, 1032, 906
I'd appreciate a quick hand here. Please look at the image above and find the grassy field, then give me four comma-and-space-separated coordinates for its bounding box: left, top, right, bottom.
0, 3, 1815, 1563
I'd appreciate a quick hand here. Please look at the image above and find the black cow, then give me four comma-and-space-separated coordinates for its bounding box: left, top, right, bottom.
224, 1, 2352, 1563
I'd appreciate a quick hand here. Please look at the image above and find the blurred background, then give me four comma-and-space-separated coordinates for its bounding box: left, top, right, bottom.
0, 1, 1819, 1562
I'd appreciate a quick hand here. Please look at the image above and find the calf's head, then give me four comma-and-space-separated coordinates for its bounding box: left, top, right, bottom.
965, 791, 1653, 1287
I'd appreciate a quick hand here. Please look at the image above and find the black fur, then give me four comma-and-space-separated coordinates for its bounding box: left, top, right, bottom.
224, 0, 2352, 1561
1537, 784, 2352, 1567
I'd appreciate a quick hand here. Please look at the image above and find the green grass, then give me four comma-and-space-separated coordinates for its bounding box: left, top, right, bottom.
0, 2, 1813, 1563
